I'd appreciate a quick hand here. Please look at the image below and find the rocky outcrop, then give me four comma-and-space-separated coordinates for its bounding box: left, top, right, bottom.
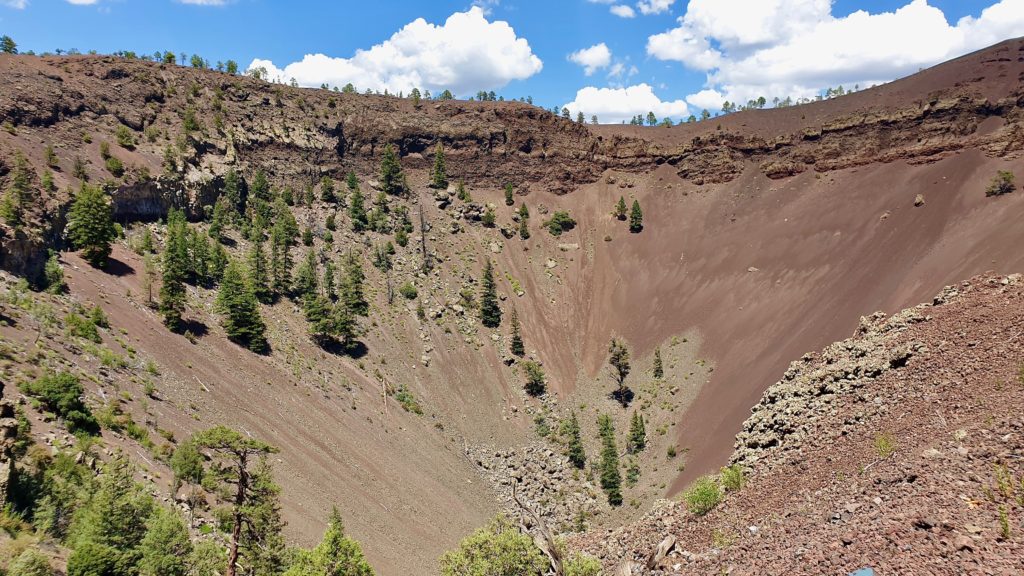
468, 443, 601, 534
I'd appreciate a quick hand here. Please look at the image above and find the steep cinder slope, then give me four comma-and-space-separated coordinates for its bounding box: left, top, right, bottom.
572, 274, 1024, 574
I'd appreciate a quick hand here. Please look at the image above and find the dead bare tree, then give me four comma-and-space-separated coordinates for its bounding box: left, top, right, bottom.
511, 482, 564, 576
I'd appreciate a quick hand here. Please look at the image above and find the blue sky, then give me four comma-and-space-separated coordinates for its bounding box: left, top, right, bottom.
2, 0, 1023, 123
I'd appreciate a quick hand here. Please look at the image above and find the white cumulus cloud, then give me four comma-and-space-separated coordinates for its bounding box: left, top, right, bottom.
648, 0, 1024, 107
247, 7, 542, 96
610, 5, 636, 18
562, 83, 689, 124
568, 43, 613, 76
637, 0, 675, 15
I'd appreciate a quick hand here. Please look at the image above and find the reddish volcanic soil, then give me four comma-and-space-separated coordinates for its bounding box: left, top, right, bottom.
574, 274, 1024, 575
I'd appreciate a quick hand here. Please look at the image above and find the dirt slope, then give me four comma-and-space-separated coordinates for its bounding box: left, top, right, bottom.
0, 38, 1023, 575
572, 274, 1024, 575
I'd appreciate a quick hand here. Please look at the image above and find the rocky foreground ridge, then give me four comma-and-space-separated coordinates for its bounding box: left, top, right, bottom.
572, 274, 1024, 575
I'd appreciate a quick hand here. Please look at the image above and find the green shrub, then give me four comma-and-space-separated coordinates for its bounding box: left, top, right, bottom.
399, 282, 418, 300
683, 475, 721, 516
564, 553, 602, 576
985, 170, 1016, 197
8, 548, 53, 576
522, 361, 546, 396
543, 211, 576, 236
720, 464, 745, 492
115, 125, 135, 150
19, 372, 99, 435
105, 156, 125, 177
393, 386, 422, 415
65, 312, 101, 343
440, 515, 547, 576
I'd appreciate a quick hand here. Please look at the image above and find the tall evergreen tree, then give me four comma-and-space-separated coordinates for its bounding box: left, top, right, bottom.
479, 259, 501, 328
323, 260, 337, 301
191, 427, 278, 576
504, 183, 515, 206
627, 411, 647, 454
349, 185, 368, 232
67, 457, 154, 573
565, 411, 586, 469
597, 414, 622, 506
293, 250, 319, 302
270, 223, 294, 296
217, 259, 268, 353
379, 143, 404, 196
138, 507, 192, 576
629, 199, 643, 233
614, 196, 627, 220
248, 240, 272, 303
653, 346, 664, 379
67, 183, 116, 268
340, 252, 368, 316
0, 152, 33, 227
222, 168, 244, 216
240, 461, 287, 576
509, 307, 524, 357
431, 143, 448, 189
160, 210, 189, 331
320, 175, 336, 203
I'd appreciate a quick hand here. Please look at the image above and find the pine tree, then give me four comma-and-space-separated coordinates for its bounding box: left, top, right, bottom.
210, 243, 228, 281
138, 507, 192, 576
379, 143, 403, 196
627, 411, 647, 454
320, 175, 335, 203
140, 226, 155, 253
653, 346, 664, 379
223, 169, 244, 216
629, 199, 643, 233
67, 183, 116, 268
209, 196, 231, 242
431, 143, 448, 189
597, 414, 622, 506
1, 152, 33, 227
509, 307, 524, 356
522, 361, 545, 396
349, 185, 368, 232
293, 250, 319, 302
346, 171, 359, 193
456, 180, 470, 202
340, 252, 368, 316
216, 259, 268, 353
191, 427, 278, 576
609, 338, 631, 406
323, 260, 337, 301
67, 457, 154, 572
270, 222, 294, 295
614, 196, 627, 220
518, 217, 530, 240
160, 210, 189, 331
479, 259, 501, 328
565, 411, 586, 469
504, 183, 514, 206
248, 240, 272, 303
240, 461, 287, 576
283, 508, 373, 576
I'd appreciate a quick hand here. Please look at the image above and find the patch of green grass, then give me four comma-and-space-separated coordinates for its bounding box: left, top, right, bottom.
392, 386, 423, 415
874, 432, 896, 458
